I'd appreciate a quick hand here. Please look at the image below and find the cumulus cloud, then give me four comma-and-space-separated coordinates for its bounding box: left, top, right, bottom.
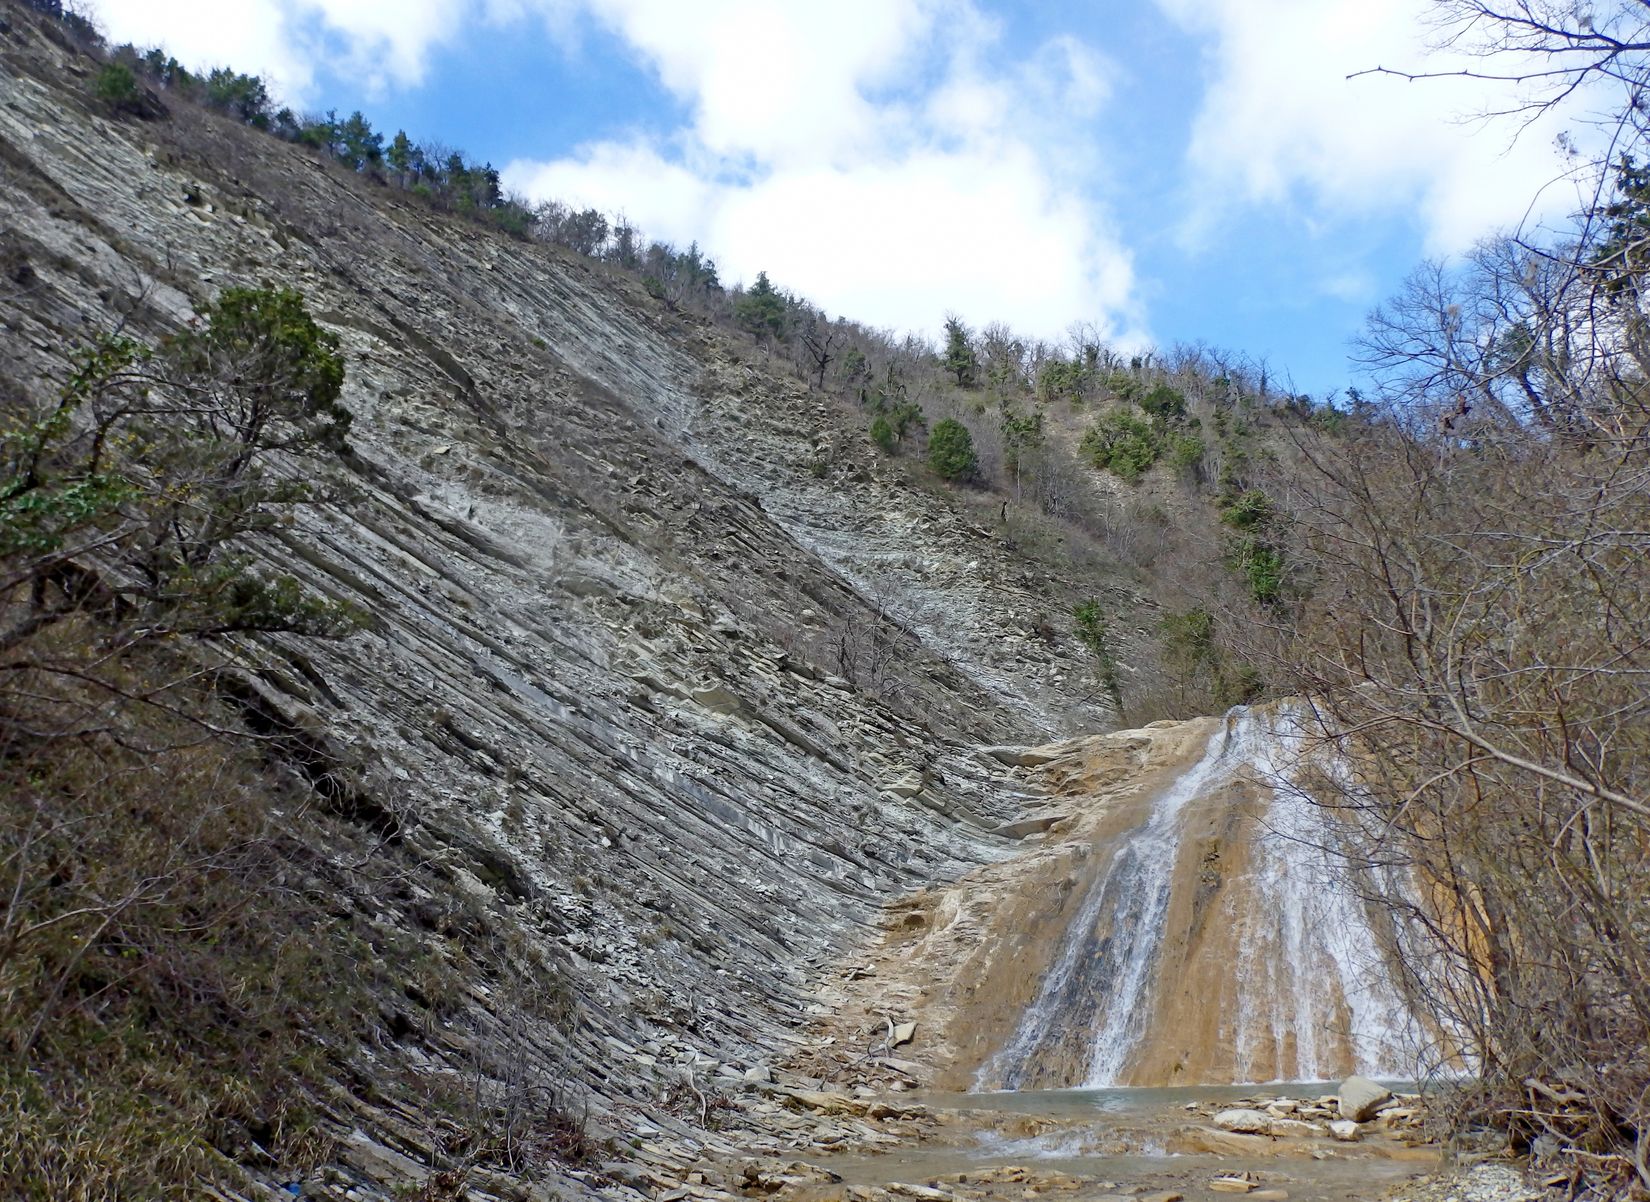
1155, 0, 1597, 256
505, 1, 1141, 344
89, 0, 1141, 343
87, 0, 527, 98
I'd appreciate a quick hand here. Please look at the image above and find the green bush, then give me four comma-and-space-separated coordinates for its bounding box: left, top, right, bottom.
1236, 540, 1286, 604
93, 63, 143, 115
1139, 383, 1187, 427
869, 414, 896, 453
1081, 408, 1160, 482
1220, 488, 1274, 530
927, 418, 977, 481
1073, 600, 1124, 715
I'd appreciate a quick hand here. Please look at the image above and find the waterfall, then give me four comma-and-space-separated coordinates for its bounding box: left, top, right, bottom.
1229, 706, 1421, 1082
976, 705, 1425, 1091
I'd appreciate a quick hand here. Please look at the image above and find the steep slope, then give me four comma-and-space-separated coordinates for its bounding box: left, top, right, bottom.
0, 11, 1136, 1198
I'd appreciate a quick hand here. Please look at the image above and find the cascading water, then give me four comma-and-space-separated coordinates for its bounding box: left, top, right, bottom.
1228, 705, 1421, 1082
975, 705, 1426, 1091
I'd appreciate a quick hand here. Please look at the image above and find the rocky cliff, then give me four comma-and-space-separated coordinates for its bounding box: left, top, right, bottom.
0, 10, 1163, 1198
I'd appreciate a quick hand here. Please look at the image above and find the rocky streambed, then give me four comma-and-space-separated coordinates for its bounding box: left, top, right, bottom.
625, 1076, 1444, 1202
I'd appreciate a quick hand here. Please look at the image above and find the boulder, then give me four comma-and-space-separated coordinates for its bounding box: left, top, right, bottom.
1214, 1108, 1274, 1134
1337, 1074, 1394, 1122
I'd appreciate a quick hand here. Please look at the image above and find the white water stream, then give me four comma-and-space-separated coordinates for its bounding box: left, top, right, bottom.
977, 706, 1424, 1090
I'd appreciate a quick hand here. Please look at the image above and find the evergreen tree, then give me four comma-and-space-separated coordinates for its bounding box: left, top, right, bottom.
386, 130, 416, 181
927, 418, 977, 481
736, 272, 787, 343
943, 314, 977, 387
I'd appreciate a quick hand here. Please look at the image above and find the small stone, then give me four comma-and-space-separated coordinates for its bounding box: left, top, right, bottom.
891, 1020, 916, 1047
1329, 1120, 1361, 1142
1209, 1177, 1257, 1194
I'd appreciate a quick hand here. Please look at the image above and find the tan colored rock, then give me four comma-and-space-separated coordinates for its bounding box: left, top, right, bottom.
1267, 1117, 1327, 1138
1214, 1107, 1274, 1134
1329, 1119, 1361, 1142
1338, 1074, 1394, 1122
1169, 1125, 1275, 1156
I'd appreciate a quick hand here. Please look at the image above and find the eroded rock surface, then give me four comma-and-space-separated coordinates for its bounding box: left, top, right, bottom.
0, 16, 1142, 1198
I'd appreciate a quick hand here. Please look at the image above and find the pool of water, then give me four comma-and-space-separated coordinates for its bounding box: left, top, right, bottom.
792, 1082, 1438, 1202
912, 1080, 1418, 1119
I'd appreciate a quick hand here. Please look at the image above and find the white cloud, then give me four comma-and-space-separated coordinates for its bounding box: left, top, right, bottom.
88, 0, 312, 96
86, 0, 522, 99
506, 1, 1141, 344
1156, 0, 1598, 256
88, 0, 1141, 343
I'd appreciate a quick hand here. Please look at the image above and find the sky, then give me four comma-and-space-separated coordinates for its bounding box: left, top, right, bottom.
86, 0, 1605, 398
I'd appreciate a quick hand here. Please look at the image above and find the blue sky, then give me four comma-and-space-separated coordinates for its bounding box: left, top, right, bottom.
89, 0, 1596, 398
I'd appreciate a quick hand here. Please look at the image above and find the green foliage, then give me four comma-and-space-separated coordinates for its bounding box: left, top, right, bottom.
1104, 370, 1141, 403
1215, 489, 1287, 604
1081, 408, 1160, 482
1219, 488, 1273, 531
869, 414, 896, 453
736, 272, 787, 342
1, 288, 358, 647
1166, 432, 1206, 475
1037, 356, 1095, 407
1234, 540, 1286, 604
1159, 606, 1264, 710
1139, 383, 1187, 427
386, 129, 416, 177
203, 67, 271, 128
840, 348, 870, 402
1073, 599, 1124, 715
927, 418, 977, 481
943, 315, 977, 387
92, 62, 143, 114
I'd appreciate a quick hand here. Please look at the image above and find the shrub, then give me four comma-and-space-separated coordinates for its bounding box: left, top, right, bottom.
869, 414, 896, 453
1139, 383, 1187, 427
92, 63, 155, 118
1073, 599, 1124, 715
1167, 432, 1206, 475
927, 418, 977, 481
1081, 408, 1160, 482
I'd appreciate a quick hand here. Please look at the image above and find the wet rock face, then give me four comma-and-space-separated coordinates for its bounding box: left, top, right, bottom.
0, 15, 1127, 1194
